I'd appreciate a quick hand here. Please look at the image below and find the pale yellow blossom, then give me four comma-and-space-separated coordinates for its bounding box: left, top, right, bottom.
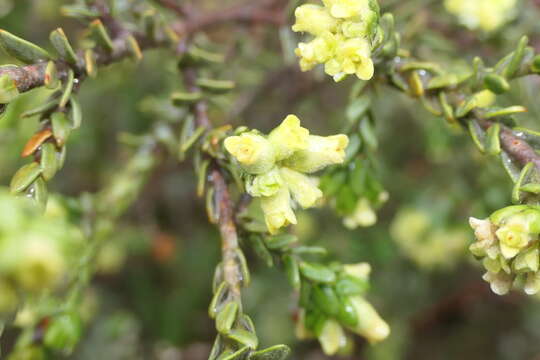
260, 186, 298, 234
224, 133, 275, 174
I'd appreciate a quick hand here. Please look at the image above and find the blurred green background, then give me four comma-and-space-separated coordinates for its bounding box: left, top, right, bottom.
2, 0, 540, 359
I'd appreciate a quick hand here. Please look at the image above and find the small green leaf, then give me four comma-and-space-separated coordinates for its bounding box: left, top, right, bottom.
290, 246, 328, 256
299, 262, 336, 284
455, 96, 477, 118
126, 35, 143, 62
40, 142, 59, 181
60, 5, 100, 18
500, 150, 521, 183
346, 95, 371, 127
335, 276, 369, 297
0, 29, 51, 64
520, 183, 540, 194
283, 254, 300, 291
10, 162, 42, 193
227, 329, 258, 349
249, 345, 291, 360
0, 74, 18, 104
30, 176, 48, 210
171, 91, 203, 106
216, 302, 239, 334
359, 116, 377, 150
265, 234, 298, 250
209, 335, 224, 360
484, 73, 510, 94
312, 285, 341, 316
235, 249, 251, 288
512, 162, 534, 204
50, 28, 78, 65
209, 282, 228, 319
21, 98, 59, 118
84, 49, 97, 78
220, 346, 250, 360
485, 122, 501, 155
504, 35, 528, 78
485, 106, 527, 119
248, 235, 273, 267
336, 297, 358, 327
531, 54, 540, 73
467, 119, 486, 153
196, 79, 235, 94
438, 92, 454, 123
89, 19, 114, 51
51, 112, 71, 146
69, 96, 82, 129
59, 69, 75, 109
181, 126, 205, 153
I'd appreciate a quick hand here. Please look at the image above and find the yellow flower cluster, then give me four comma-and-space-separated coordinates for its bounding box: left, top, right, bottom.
469, 205, 540, 295
292, 0, 380, 82
224, 115, 349, 234
391, 207, 469, 269
0, 190, 84, 314
444, 0, 517, 32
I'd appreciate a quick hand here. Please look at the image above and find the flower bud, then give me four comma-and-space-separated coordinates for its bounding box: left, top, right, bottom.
343, 262, 371, 281
224, 133, 276, 174
482, 271, 513, 295
279, 167, 322, 208
260, 186, 297, 234
292, 4, 338, 36
268, 115, 310, 161
318, 319, 347, 355
284, 135, 349, 173
347, 296, 390, 343
246, 168, 283, 197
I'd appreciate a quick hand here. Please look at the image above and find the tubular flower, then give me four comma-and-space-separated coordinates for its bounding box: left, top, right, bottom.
444, 0, 517, 32
469, 205, 540, 295
293, 0, 380, 81
223, 133, 275, 174
224, 115, 348, 234
260, 186, 297, 234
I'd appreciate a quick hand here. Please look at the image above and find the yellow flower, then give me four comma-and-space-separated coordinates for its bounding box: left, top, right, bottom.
224, 133, 275, 174
268, 114, 310, 161
260, 186, 298, 234
279, 167, 323, 208
318, 319, 347, 355
347, 296, 390, 343
284, 134, 349, 173
292, 4, 338, 36
246, 168, 283, 197
325, 37, 374, 81
15, 238, 65, 292
343, 198, 377, 229
343, 262, 371, 280
444, 0, 516, 32
295, 35, 336, 72
322, 0, 371, 19
495, 218, 533, 259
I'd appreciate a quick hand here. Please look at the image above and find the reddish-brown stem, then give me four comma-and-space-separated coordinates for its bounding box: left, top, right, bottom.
480, 120, 540, 171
